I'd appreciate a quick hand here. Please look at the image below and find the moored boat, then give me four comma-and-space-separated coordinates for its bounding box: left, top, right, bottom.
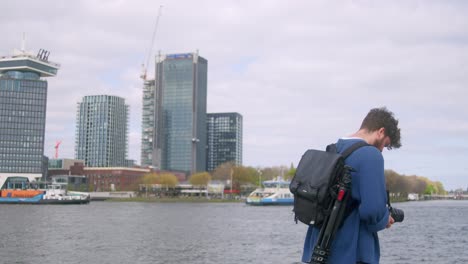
246, 178, 294, 205
0, 182, 90, 205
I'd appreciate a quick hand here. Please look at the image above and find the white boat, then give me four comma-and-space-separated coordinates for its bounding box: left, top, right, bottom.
0, 180, 90, 205
246, 178, 294, 205
41, 184, 90, 204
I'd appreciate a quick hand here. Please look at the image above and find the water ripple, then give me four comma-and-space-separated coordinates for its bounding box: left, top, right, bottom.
0, 200, 467, 263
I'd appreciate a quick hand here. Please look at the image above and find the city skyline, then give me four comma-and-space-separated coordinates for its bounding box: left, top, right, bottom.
1, 1, 468, 190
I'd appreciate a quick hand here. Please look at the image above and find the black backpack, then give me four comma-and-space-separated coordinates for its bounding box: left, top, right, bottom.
289, 141, 369, 226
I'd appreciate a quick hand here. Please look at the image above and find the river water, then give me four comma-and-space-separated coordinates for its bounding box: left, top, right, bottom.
0, 200, 467, 264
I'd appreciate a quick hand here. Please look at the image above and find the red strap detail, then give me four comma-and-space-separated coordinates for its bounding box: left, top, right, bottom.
337, 189, 345, 201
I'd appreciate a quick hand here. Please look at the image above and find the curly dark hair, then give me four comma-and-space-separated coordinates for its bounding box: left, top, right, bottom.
360, 107, 402, 149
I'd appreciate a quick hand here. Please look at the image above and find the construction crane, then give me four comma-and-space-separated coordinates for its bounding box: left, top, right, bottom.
54, 140, 62, 159
140, 5, 163, 80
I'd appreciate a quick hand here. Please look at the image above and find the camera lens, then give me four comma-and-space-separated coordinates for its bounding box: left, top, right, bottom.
390, 207, 404, 223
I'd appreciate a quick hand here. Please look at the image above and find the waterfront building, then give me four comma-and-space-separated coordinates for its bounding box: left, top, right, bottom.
207, 113, 243, 171
48, 158, 84, 170
142, 52, 208, 175
0, 47, 60, 188
75, 95, 129, 167
84, 167, 185, 192
42, 155, 49, 181
50, 175, 88, 191
47, 162, 186, 192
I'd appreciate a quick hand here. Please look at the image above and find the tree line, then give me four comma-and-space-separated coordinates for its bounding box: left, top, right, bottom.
385, 169, 446, 195
137, 162, 294, 191
137, 162, 445, 196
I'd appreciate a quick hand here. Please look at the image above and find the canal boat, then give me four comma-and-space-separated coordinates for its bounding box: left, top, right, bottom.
246, 178, 294, 205
0, 179, 90, 205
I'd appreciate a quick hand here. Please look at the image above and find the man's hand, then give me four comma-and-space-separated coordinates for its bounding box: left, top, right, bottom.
386, 215, 395, 228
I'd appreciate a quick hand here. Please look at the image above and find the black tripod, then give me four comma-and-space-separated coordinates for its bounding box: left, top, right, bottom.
310, 166, 354, 264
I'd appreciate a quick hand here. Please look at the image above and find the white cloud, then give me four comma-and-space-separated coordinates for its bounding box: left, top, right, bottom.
2, 0, 468, 190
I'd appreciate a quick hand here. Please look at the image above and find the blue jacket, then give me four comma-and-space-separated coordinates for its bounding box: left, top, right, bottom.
302, 138, 390, 264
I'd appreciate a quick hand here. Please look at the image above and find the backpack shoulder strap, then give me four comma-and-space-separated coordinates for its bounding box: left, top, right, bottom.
325, 143, 337, 153
341, 140, 370, 159
341, 141, 370, 221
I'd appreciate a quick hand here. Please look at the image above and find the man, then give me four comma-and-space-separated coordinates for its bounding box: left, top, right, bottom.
302, 107, 402, 264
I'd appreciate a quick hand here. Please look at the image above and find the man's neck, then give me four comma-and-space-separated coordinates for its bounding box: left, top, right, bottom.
349, 130, 374, 145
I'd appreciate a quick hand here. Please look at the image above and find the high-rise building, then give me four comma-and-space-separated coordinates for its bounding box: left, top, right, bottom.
140, 79, 158, 167
207, 113, 243, 171
143, 52, 208, 175
75, 95, 129, 167
0, 47, 60, 188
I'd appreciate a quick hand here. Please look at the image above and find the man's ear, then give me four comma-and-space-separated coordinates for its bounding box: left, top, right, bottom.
378, 127, 386, 137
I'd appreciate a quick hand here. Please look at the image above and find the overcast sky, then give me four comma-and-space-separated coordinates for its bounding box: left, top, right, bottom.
2, 0, 467, 190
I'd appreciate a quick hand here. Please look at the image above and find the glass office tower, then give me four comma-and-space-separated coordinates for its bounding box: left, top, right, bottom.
154, 52, 208, 175
207, 113, 243, 171
0, 48, 60, 188
75, 95, 128, 167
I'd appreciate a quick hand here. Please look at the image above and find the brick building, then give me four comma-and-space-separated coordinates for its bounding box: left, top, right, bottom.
48, 159, 186, 192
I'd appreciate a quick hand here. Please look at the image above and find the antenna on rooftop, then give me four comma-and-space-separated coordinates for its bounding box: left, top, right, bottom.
21, 32, 26, 53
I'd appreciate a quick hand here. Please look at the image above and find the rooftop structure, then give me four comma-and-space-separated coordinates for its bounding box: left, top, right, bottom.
0, 48, 60, 78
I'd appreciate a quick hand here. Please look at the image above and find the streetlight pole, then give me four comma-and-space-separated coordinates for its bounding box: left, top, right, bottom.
191, 137, 200, 176
230, 168, 233, 193
257, 169, 262, 188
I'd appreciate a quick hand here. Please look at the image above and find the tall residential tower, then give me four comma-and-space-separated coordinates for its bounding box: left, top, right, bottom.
75, 95, 129, 167
207, 113, 243, 171
0, 47, 60, 188
141, 79, 157, 167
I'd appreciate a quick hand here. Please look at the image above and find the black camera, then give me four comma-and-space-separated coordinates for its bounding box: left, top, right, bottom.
389, 206, 404, 223
386, 191, 404, 223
